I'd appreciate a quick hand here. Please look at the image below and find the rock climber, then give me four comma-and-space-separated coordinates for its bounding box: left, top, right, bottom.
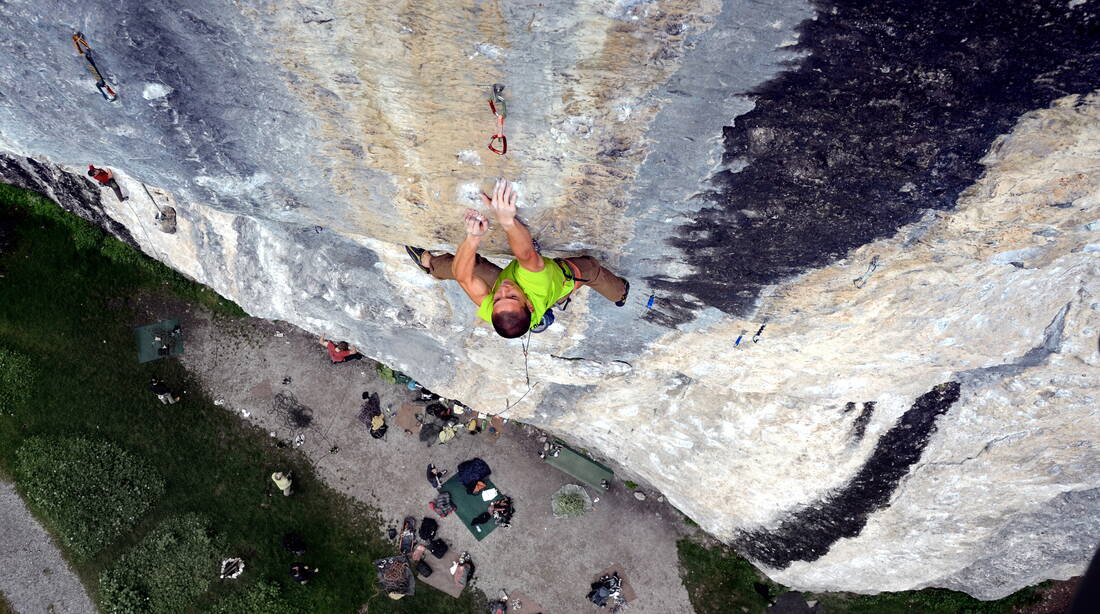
405, 179, 629, 338
318, 335, 360, 363
87, 165, 126, 201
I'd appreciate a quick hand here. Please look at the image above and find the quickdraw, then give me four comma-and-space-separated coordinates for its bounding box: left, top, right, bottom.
72, 32, 118, 102
487, 83, 507, 155
852, 254, 880, 288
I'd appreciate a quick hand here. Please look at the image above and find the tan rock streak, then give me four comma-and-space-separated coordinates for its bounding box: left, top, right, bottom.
266, 0, 720, 254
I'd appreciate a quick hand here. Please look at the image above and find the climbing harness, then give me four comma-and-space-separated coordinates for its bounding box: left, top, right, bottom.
852, 255, 880, 288
72, 32, 118, 102
531, 308, 554, 333
487, 83, 507, 155
752, 323, 766, 343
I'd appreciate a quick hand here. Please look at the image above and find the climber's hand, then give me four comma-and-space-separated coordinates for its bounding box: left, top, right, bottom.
487, 179, 518, 226
464, 209, 488, 237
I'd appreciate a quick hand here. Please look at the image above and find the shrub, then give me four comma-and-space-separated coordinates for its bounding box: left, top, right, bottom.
623, 480, 638, 490
0, 347, 36, 415
206, 582, 294, 614
14, 436, 164, 558
551, 484, 592, 518
100, 514, 224, 614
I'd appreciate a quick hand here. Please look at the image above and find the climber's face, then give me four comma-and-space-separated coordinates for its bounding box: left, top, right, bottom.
492, 279, 532, 313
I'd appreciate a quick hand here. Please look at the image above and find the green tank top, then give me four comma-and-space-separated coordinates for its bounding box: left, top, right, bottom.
477, 256, 575, 328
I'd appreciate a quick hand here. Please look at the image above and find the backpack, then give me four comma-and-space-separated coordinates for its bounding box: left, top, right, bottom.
416, 560, 433, 577
426, 403, 452, 419
429, 492, 454, 517
429, 538, 448, 558
419, 517, 438, 540
471, 512, 492, 526
370, 423, 388, 439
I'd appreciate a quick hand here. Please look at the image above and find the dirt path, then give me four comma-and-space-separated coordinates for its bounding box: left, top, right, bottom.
175, 306, 696, 614
0, 481, 98, 614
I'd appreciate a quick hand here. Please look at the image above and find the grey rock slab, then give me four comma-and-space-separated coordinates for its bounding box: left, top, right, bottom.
2, 0, 1100, 601
0, 481, 98, 614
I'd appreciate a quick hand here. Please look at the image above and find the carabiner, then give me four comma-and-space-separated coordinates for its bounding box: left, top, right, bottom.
488, 134, 507, 155
489, 83, 507, 118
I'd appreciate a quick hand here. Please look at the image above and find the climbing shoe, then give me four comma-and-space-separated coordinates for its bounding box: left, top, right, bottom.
405, 246, 431, 274
615, 279, 630, 307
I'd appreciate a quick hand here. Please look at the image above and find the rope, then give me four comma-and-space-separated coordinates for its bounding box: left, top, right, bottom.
499, 330, 538, 418
271, 391, 315, 429
120, 187, 166, 263
140, 183, 164, 214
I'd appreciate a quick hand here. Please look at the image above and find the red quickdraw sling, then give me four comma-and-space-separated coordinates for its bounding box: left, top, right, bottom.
487, 83, 507, 155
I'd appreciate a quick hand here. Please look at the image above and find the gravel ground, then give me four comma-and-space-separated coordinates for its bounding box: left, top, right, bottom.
174, 302, 696, 614
0, 481, 98, 614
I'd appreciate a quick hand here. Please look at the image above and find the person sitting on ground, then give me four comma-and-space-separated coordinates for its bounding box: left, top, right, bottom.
148, 377, 179, 405
405, 179, 629, 338
289, 563, 319, 584
87, 165, 127, 201
271, 471, 293, 496
317, 335, 360, 363
426, 463, 448, 488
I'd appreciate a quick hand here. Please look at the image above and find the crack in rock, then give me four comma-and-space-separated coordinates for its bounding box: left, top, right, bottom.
954, 302, 1071, 387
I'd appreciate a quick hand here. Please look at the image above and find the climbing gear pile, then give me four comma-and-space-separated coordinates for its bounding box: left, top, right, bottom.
487, 83, 507, 155
72, 32, 118, 102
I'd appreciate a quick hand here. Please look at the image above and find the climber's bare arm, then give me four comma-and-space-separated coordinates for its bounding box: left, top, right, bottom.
484, 180, 542, 272
455, 210, 491, 306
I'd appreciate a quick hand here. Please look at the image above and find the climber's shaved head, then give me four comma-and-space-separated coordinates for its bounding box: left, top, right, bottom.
491, 280, 532, 338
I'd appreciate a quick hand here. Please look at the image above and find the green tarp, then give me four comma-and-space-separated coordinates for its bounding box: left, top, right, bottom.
133, 319, 184, 363
544, 443, 613, 489
437, 476, 501, 541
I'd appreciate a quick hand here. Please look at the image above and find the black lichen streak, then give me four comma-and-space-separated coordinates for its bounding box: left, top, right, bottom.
735, 382, 961, 568
661, 1, 1100, 317
849, 401, 875, 443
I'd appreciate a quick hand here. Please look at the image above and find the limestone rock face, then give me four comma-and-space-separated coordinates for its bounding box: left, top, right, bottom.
2, 0, 1099, 600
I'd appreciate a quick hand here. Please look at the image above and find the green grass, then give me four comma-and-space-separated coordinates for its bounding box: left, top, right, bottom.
0, 592, 14, 614
678, 538, 1045, 614
811, 585, 1044, 614
0, 183, 246, 318
678, 539, 783, 614
0, 184, 486, 613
